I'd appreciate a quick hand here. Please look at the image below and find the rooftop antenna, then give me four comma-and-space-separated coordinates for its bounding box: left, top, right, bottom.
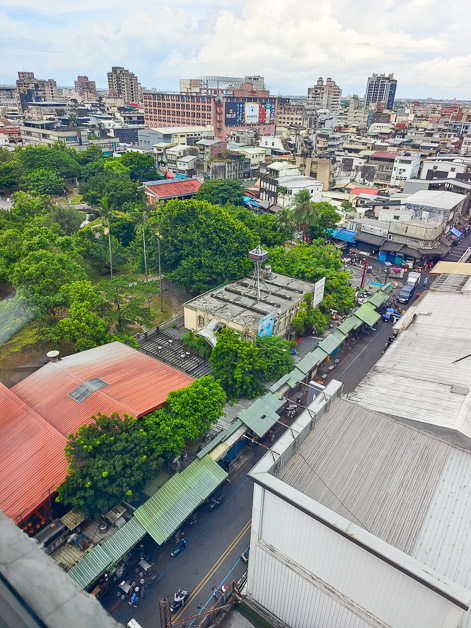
245, 245, 270, 301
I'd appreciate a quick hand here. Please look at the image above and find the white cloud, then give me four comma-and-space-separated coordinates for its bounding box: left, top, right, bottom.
0, 0, 469, 98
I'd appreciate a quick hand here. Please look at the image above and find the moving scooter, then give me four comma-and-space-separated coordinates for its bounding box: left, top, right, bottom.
170, 539, 187, 557
170, 588, 189, 612
209, 494, 225, 511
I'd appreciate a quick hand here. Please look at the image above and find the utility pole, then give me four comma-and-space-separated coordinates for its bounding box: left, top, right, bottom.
156, 230, 163, 312
160, 598, 171, 628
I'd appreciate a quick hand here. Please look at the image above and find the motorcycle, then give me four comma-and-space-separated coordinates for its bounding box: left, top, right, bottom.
209, 494, 225, 511
170, 539, 187, 557
170, 588, 189, 612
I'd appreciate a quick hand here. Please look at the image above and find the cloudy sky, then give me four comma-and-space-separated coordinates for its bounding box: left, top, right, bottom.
1, 0, 469, 99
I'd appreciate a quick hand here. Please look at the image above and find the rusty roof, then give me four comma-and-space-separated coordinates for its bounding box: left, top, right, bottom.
145, 179, 201, 199
4, 342, 194, 523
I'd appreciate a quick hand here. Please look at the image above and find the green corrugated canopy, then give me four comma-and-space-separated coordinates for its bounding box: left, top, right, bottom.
355, 303, 381, 327
368, 290, 390, 308
269, 372, 293, 393
287, 368, 307, 387
197, 419, 243, 459
238, 392, 286, 438
68, 545, 112, 589
337, 317, 358, 334
134, 456, 227, 544
333, 329, 347, 342
318, 333, 343, 357
100, 517, 146, 563
296, 348, 328, 375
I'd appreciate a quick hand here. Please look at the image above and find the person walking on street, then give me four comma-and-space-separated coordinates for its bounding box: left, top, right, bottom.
129, 592, 138, 607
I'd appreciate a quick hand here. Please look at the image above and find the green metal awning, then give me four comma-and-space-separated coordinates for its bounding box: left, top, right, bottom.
333, 329, 347, 342
197, 419, 243, 459
269, 372, 293, 393
368, 290, 390, 308
134, 456, 227, 544
68, 545, 112, 589
337, 317, 357, 334
350, 315, 364, 329
238, 392, 286, 438
296, 348, 328, 375
355, 303, 381, 327
100, 517, 146, 563
318, 333, 343, 357
287, 368, 306, 387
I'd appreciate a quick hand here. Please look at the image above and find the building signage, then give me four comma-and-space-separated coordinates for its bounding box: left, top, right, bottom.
258, 312, 274, 337
313, 277, 326, 308
224, 102, 239, 126
245, 102, 260, 124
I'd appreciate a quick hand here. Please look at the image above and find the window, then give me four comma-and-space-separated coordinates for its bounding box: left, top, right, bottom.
394, 215, 400, 220
197, 315, 204, 327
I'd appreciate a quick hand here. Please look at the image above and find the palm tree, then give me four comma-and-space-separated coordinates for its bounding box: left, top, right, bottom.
98, 196, 114, 279
274, 208, 295, 241
291, 189, 317, 243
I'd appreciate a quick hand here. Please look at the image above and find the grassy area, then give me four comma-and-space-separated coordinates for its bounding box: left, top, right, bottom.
67, 192, 83, 204
0, 321, 41, 369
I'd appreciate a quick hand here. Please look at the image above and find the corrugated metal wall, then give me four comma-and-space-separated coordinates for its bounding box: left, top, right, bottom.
247, 488, 465, 628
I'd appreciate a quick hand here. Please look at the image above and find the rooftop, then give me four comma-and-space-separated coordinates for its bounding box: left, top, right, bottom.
185, 272, 316, 330
144, 178, 201, 199
150, 125, 214, 134
370, 151, 398, 159
405, 189, 466, 210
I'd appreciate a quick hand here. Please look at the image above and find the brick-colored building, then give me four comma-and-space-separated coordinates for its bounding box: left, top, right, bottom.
143, 80, 278, 140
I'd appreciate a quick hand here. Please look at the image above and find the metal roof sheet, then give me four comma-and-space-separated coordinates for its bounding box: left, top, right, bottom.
145, 179, 201, 199
432, 261, 471, 276
296, 348, 328, 375
134, 456, 227, 544
337, 316, 360, 334
238, 393, 286, 437
332, 329, 347, 342
287, 368, 308, 387
60, 510, 85, 531
368, 290, 390, 308
100, 517, 146, 563
317, 334, 343, 356
354, 303, 381, 327
269, 372, 293, 393
68, 545, 112, 589
380, 241, 404, 252
197, 419, 243, 459
354, 232, 386, 246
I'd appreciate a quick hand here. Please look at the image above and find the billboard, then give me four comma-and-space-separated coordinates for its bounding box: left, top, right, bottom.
258, 313, 274, 337
245, 102, 260, 124
224, 102, 239, 126
313, 277, 326, 308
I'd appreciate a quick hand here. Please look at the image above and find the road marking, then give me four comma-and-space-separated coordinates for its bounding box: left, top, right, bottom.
172, 519, 251, 622
336, 323, 389, 379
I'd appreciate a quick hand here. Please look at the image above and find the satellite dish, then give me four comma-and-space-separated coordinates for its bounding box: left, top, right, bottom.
47, 350, 60, 359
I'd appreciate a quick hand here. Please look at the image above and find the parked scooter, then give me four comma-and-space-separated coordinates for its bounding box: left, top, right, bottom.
209, 494, 225, 511
170, 539, 187, 557
240, 547, 250, 563
170, 588, 189, 612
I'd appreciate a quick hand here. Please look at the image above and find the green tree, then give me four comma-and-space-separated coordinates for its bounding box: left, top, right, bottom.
76, 144, 104, 166
225, 205, 293, 247
257, 335, 294, 381
150, 199, 257, 293
9, 191, 49, 223
291, 294, 328, 337
100, 275, 160, 334
25, 168, 64, 196
97, 196, 114, 279
46, 204, 83, 235
291, 189, 317, 242
210, 328, 263, 399
144, 376, 225, 457
182, 330, 212, 359
75, 226, 127, 276
0, 159, 21, 190
17, 144, 80, 179
58, 301, 110, 352
119, 152, 158, 182
56, 412, 160, 517
309, 202, 341, 241
196, 179, 245, 206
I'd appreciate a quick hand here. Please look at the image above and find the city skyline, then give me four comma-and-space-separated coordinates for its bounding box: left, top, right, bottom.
0, 0, 470, 99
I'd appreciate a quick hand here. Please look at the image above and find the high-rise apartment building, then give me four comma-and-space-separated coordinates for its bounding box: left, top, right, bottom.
74, 75, 97, 100
107, 67, 139, 103
307, 77, 341, 113
16, 72, 58, 111
365, 73, 397, 110
144, 78, 277, 139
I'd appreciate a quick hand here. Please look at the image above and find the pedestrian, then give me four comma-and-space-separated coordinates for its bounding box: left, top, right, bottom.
223, 457, 230, 473
129, 592, 138, 607
267, 429, 274, 442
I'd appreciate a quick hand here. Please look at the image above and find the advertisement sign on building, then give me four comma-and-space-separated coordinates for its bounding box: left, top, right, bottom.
258, 312, 274, 337
245, 102, 260, 124
313, 277, 326, 307
225, 102, 239, 126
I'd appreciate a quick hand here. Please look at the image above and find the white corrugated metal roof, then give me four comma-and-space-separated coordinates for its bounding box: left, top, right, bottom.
350, 291, 471, 444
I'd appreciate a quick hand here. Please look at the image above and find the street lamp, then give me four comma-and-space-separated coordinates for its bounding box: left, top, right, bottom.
155, 230, 163, 313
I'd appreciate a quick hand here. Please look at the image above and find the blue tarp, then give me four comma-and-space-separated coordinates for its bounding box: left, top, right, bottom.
243, 196, 259, 209
332, 229, 357, 243
450, 227, 463, 238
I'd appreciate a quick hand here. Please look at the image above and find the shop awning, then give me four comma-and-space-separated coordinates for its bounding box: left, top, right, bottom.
355, 303, 381, 327
197, 419, 243, 459
68, 545, 112, 590
134, 457, 227, 545
368, 290, 391, 308
100, 517, 146, 564
332, 229, 357, 243
337, 315, 361, 334
400, 246, 421, 259
238, 392, 286, 438
355, 232, 386, 246
288, 368, 308, 387
380, 241, 404, 252
450, 227, 463, 238
296, 348, 329, 375
317, 333, 343, 357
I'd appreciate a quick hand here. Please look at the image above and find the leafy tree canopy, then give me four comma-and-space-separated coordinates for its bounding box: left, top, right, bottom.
309, 202, 341, 241
150, 199, 257, 293
25, 168, 64, 196
44, 204, 83, 235
210, 328, 264, 400
256, 335, 295, 381
225, 205, 294, 247
17, 143, 80, 179
196, 179, 245, 206
75, 226, 127, 275
119, 152, 158, 182
144, 376, 225, 457
181, 330, 212, 359
99, 275, 160, 334
0, 159, 21, 191
56, 413, 160, 517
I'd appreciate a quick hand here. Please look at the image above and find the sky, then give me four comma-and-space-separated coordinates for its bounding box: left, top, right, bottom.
1, 0, 470, 99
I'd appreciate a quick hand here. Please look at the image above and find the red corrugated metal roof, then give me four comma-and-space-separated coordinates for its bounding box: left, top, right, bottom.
370, 151, 397, 160
145, 179, 201, 199
0, 384, 69, 523
351, 187, 379, 196
5, 343, 194, 522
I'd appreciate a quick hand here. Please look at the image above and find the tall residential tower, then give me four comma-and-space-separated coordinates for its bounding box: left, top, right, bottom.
307, 77, 342, 114
365, 73, 397, 109
107, 66, 139, 103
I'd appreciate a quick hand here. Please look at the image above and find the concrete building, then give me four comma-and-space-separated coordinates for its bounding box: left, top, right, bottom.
143, 178, 201, 204
16, 71, 58, 112
275, 101, 306, 128
365, 73, 397, 109
405, 189, 466, 228
107, 66, 139, 103
421, 158, 468, 180
307, 77, 342, 114
143, 80, 277, 139
209, 153, 251, 180
258, 135, 289, 155
461, 135, 471, 156
345, 95, 369, 128
138, 125, 214, 148
20, 120, 89, 151
74, 75, 97, 101
184, 270, 316, 343
390, 152, 421, 188
368, 151, 397, 186
260, 173, 323, 208
246, 284, 471, 628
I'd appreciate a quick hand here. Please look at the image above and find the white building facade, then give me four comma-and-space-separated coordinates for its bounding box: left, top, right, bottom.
390, 152, 421, 188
